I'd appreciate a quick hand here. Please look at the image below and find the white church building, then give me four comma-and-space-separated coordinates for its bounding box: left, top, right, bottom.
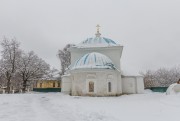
62, 25, 144, 96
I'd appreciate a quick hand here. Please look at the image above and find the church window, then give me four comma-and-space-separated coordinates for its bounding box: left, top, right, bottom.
108, 82, 111, 92
53, 82, 56, 87
89, 81, 94, 92
58, 82, 60, 87
40, 83, 42, 88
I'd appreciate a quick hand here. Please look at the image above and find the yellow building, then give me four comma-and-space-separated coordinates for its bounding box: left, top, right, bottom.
37, 80, 60, 88
34, 80, 61, 92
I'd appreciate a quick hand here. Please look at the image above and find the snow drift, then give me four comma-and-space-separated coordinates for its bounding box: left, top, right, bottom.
166, 83, 180, 95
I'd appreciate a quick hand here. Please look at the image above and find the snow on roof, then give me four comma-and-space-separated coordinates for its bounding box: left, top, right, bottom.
72, 52, 115, 70
75, 37, 118, 48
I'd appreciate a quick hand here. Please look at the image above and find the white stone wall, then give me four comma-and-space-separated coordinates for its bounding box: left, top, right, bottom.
61, 75, 72, 94
117, 74, 123, 94
62, 71, 144, 96
122, 77, 136, 94
122, 76, 144, 94
70, 69, 121, 96
136, 76, 144, 93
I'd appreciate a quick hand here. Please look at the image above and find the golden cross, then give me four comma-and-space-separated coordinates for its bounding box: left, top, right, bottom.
96, 24, 100, 32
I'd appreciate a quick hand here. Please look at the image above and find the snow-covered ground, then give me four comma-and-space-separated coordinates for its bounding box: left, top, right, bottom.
0, 91, 180, 121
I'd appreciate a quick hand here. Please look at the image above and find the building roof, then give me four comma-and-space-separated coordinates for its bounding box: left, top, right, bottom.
76, 37, 118, 48
74, 25, 119, 48
72, 52, 115, 70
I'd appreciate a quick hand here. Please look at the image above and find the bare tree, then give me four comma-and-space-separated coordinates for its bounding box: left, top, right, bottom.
16, 51, 50, 92
0, 38, 55, 93
58, 44, 74, 76
0, 66, 6, 88
168, 66, 180, 83
142, 66, 180, 88
154, 68, 170, 87
141, 70, 157, 88
45, 68, 59, 80
0, 38, 22, 93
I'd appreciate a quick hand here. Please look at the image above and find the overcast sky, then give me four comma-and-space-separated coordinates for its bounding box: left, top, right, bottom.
0, 0, 180, 75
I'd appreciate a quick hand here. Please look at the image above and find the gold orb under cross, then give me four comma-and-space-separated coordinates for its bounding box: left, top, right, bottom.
96, 24, 100, 32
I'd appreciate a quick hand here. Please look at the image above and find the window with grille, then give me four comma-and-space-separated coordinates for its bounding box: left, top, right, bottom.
58, 83, 60, 87
40, 83, 42, 88
89, 81, 94, 92
53, 82, 55, 87
108, 82, 111, 92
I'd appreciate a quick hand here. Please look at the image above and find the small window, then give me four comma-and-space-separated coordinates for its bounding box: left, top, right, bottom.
58, 83, 60, 87
108, 82, 111, 92
40, 83, 42, 88
89, 81, 94, 92
53, 82, 56, 87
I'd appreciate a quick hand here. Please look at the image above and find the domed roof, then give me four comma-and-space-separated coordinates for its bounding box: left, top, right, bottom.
72, 52, 115, 70
76, 37, 117, 48
75, 25, 118, 48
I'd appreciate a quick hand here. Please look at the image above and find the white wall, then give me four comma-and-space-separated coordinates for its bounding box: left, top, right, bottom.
136, 76, 144, 93
122, 77, 136, 94
117, 74, 123, 94
70, 69, 121, 96
122, 76, 144, 94
61, 75, 72, 94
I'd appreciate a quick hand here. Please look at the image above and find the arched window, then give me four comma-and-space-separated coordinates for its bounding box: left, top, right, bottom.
58, 82, 60, 87
89, 81, 94, 92
53, 82, 56, 87
40, 83, 42, 88
108, 82, 111, 92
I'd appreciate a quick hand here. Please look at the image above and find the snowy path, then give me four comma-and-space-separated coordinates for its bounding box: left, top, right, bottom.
0, 92, 180, 121
0, 94, 78, 121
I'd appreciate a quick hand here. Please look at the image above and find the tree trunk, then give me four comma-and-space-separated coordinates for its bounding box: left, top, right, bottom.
22, 80, 27, 93
7, 79, 11, 94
